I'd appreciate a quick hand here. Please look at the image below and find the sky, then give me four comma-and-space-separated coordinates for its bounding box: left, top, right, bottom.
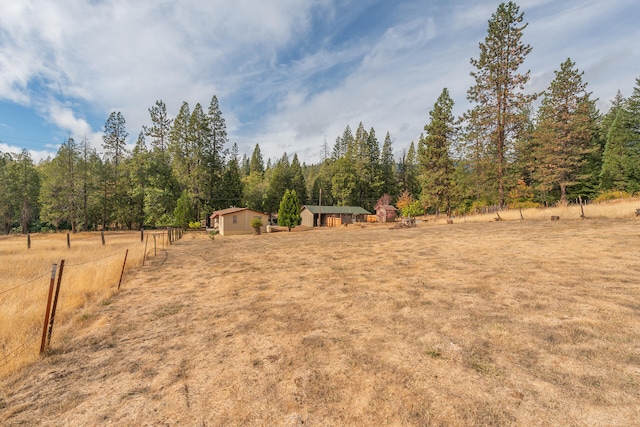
0, 0, 638, 164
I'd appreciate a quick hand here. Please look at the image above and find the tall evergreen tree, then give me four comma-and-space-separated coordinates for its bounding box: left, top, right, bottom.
278, 189, 301, 231
531, 58, 597, 204
265, 153, 291, 215
206, 95, 228, 210
219, 143, 243, 209
250, 144, 265, 175
380, 132, 397, 198
600, 78, 640, 193
289, 153, 307, 205
144, 100, 172, 152
419, 88, 456, 216
397, 142, 420, 198
7, 150, 40, 233
464, 1, 534, 207
39, 137, 81, 232
102, 111, 129, 228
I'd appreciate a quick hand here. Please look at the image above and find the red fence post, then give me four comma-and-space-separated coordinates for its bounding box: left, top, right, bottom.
118, 249, 129, 290
40, 264, 58, 355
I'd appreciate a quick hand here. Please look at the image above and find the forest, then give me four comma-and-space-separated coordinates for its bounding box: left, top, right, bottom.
0, 2, 639, 234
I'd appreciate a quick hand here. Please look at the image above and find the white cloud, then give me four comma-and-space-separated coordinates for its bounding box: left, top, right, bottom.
0, 0, 638, 164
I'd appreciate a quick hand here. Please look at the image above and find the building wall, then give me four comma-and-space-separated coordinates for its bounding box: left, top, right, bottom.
219, 210, 268, 236
300, 209, 316, 227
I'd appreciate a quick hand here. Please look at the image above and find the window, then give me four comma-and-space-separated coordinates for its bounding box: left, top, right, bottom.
233, 215, 237, 224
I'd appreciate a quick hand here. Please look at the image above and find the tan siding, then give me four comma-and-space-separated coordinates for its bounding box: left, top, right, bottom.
219, 210, 269, 236
300, 209, 315, 227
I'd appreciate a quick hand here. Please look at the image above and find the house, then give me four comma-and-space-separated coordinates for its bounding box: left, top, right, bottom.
300, 205, 371, 227
376, 205, 397, 223
209, 207, 269, 236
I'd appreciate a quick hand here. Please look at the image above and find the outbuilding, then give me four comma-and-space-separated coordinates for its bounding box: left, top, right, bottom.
300, 205, 371, 227
209, 207, 269, 236
376, 205, 397, 223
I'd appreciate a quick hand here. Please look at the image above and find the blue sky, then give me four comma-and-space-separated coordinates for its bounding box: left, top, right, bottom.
0, 0, 638, 164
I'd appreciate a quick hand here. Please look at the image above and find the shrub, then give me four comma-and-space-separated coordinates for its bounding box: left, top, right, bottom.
593, 190, 633, 203
188, 221, 202, 229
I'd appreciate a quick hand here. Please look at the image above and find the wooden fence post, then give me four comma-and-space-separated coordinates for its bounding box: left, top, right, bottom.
47, 260, 65, 347
141, 228, 144, 242
27, 233, 31, 249
153, 234, 157, 257
101, 230, 105, 246
66, 232, 70, 249
40, 263, 58, 355
168, 227, 172, 245
118, 249, 128, 290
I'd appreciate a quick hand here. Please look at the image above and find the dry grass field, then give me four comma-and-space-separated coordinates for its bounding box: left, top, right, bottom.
0, 231, 166, 376
1, 211, 639, 425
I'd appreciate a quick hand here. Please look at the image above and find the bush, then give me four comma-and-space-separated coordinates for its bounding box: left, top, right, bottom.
251, 217, 263, 235
188, 221, 202, 229
507, 201, 541, 209
593, 190, 633, 203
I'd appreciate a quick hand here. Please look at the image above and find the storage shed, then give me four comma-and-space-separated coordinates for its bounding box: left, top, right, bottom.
300, 205, 371, 227
376, 205, 397, 223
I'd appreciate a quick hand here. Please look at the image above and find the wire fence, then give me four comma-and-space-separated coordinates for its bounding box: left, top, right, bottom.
0, 228, 184, 377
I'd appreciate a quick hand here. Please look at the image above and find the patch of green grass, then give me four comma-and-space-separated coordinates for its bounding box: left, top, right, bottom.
153, 304, 183, 319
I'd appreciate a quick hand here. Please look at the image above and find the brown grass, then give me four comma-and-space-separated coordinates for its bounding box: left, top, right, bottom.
0, 231, 165, 376
431, 197, 640, 224
1, 218, 640, 426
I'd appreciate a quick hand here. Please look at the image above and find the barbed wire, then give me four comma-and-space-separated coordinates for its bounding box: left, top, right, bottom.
65, 252, 124, 267
0, 330, 40, 366
0, 272, 51, 296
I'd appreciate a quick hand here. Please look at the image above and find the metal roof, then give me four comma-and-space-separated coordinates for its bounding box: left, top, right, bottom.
301, 205, 371, 215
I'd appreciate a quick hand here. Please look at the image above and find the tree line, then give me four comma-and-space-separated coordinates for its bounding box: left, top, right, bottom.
1, 2, 639, 234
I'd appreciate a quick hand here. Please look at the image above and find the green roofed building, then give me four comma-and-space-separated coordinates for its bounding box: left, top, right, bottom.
300, 205, 371, 227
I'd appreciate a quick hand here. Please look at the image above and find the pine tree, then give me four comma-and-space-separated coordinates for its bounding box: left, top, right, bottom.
277, 189, 301, 231
600, 78, 640, 193
249, 144, 265, 175
144, 100, 172, 152
419, 88, 456, 216
102, 111, 129, 228
380, 132, 397, 198
265, 153, 291, 215
290, 153, 307, 205
206, 95, 228, 210
39, 137, 81, 232
128, 132, 149, 228
398, 142, 420, 198
531, 58, 597, 204
220, 143, 243, 209
464, 1, 535, 207
7, 150, 40, 233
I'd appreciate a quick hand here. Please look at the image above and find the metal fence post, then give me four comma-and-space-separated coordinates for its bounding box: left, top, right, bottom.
40, 264, 58, 355
47, 260, 65, 347
118, 249, 129, 290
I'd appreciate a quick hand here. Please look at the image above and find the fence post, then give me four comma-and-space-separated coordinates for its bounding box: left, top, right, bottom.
47, 260, 65, 347
118, 249, 129, 290
40, 263, 58, 355
168, 227, 172, 245
101, 230, 105, 246
153, 234, 157, 257
27, 233, 31, 249
141, 228, 144, 242
66, 232, 70, 249
143, 234, 149, 266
